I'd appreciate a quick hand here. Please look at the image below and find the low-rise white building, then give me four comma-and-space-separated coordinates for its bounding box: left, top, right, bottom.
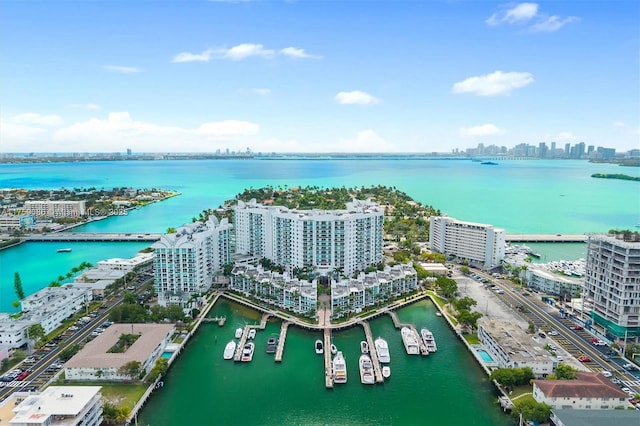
96, 252, 153, 272
526, 266, 583, 298
64, 323, 174, 382
330, 263, 418, 317
230, 265, 318, 316
477, 317, 556, 378
533, 372, 629, 409
21, 286, 92, 334
8, 386, 103, 426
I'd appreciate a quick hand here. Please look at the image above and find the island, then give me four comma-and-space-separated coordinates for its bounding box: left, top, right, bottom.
591, 173, 640, 182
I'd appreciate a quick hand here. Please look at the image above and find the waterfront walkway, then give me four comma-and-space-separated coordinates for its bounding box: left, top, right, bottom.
360, 321, 384, 383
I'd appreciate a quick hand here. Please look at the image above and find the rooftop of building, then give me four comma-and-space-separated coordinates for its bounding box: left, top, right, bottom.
8, 386, 101, 425
534, 372, 628, 399
550, 408, 639, 426
64, 323, 175, 369
478, 317, 555, 364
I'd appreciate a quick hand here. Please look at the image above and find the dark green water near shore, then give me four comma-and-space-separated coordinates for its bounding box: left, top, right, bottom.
138, 299, 512, 426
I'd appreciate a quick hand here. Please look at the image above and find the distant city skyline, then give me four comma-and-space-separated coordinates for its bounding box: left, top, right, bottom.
1, 1, 638, 153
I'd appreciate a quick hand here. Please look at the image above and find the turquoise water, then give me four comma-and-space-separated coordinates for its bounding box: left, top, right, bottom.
477, 349, 494, 363
138, 298, 511, 426
161, 352, 172, 359
2, 158, 636, 425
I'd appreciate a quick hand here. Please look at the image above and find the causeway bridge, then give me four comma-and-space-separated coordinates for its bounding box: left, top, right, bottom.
505, 234, 587, 243
26, 233, 162, 242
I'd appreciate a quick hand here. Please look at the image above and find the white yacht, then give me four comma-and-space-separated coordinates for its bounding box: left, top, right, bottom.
360, 340, 369, 354
382, 366, 391, 379
421, 328, 438, 352
359, 354, 375, 385
374, 337, 390, 363
333, 351, 347, 384
330, 344, 337, 355
235, 328, 243, 339
223, 340, 236, 360
401, 327, 420, 355
241, 342, 255, 362
315, 339, 324, 354
248, 328, 256, 340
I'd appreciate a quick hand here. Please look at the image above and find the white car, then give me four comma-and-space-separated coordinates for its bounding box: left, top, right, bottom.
601, 371, 612, 378
548, 330, 559, 336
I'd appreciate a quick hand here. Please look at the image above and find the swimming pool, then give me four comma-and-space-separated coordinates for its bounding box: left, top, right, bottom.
161, 351, 173, 359
477, 349, 494, 363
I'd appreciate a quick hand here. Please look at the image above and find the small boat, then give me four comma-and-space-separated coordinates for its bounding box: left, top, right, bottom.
359, 354, 375, 385
480, 161, 498, 165
266, 336, 277, 354
333, 351, 347, 384
315, 339, 324, 354
435, 312, 443, 317
360, 340, 369, 354
420, 344, 429, 356
330, 344, 337, 355
57, 248, 72, 253
248, 329, 256, 340
382, 366, 391, 378
235, 328, 243, 339
401, 327, 420, 355
223, 340, 236, 360
374, 337, 390, 363
420, 328, 438, 353
241, 342, 255, 362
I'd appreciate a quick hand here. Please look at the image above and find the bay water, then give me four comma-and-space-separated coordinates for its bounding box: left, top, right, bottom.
1, 158, 638, 424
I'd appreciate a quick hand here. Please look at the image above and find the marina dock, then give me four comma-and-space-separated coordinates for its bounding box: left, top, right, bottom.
360, 321, 384, 383
387, 312, 427, 356
233, 326, 251, 361
274, 321, 290, 362
324, 328, 333, 388
202, 316, 226, 326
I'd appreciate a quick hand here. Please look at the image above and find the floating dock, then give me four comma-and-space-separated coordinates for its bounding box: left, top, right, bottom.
360, 321, 384, 383
324, 328, 333, 388
387, 312, 428, 357
274, 321, 290, 362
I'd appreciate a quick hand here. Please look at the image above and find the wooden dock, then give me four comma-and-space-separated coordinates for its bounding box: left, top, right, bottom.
202, 316, 226, 326
360, 321, 384, 383
233, 327, 251, 361
274, 321, 290, 362
324, 328, 333, 388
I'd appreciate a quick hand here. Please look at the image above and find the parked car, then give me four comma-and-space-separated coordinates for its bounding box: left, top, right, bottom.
538, 332, 546, 338
548, 330, 559, 336
572, 325, 584, 330
578, 355, 591, 362
601, 371, 613, 378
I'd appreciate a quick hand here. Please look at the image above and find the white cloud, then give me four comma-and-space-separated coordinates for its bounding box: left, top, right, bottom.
172, 49, 214, 63
452, 71, 534, 96
223, 43, 275, 60
335, 90, 380, 105
66, 103, 101, 110
50, 112, 259, 152
102, 65, 143, 74
335, 129, 394, 152
486, 3, 538, 26
459, 124, 505, 137
12, 113, 63, 126
613, 121, 626, 127
486, 3, 579, 33
530, 15, 580, 32
0, 121, 46, 145
280, 47, 321, 59
556, 131, 575, 141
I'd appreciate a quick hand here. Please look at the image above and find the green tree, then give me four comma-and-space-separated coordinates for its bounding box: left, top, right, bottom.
459, 266, 470, 275
456, 309, 483, 331
12, 300, 20, 311
14, 272, 25, 300
554, 363, 577, 380
118, 360, 142, 381
59, 344, 80, 361
27, 324, 45, 343
454, 296, 477, 312
435, 276, 457, 299
513, 399, 552, 424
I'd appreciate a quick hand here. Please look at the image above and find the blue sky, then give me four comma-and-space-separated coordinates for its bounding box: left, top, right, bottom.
1, 1, 638, 153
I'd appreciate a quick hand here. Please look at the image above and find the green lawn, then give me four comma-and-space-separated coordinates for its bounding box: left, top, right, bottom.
58, 382, 148, 410
463, 334, 480, 345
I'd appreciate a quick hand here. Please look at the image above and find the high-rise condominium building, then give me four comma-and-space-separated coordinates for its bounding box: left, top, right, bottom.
584, 233, 640, 338
429, 216, 505, 268
233, 199, 384, 276
152, 217, 232, 306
